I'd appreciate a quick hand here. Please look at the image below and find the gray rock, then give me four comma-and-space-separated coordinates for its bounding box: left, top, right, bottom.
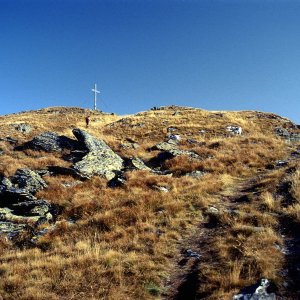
226, 125, 242, 135
0, 176, 13, 189
72, 129, 123, 179
168, 148, 200, 159
11, 168, 47, 194
233, 279, 277, 300
275, 160, 288, 167
166, 138, 179, 145
154, 141, 177, 151
35, 169, 51, 177
185, 249, 201, 259
0, 207, 41, 223
185, 171, 205, 178
0, 221, 27, 238
61, 181, 82, 188
0, 172, 56, 237
127, 157, 152, 171
275, 127, 290, 138
168, 134, 181, 142
0, 137, 18, 144
153, 141, 200, 159
167, 127, 178, 133
206, 206, 219, 215
291, 150, 300, 158
275, 127, 300, 142
0, 187, 37, 204
108, 173, 126, 188
187, 139, 199, 145
120, 142, 139, 149
47, 166, 88, 180
152, 185, 169, 192
11, 123, 32, 134
24, 132, 79, 152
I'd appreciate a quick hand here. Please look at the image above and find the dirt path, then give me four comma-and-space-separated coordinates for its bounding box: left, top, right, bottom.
163, 173, 263, 299
164, 149, 300, 299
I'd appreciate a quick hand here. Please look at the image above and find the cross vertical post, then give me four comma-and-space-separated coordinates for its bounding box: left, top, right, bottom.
92, 83, 100, 110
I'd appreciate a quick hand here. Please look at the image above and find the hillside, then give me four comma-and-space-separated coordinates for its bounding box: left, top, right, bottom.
0, 105, 299, 300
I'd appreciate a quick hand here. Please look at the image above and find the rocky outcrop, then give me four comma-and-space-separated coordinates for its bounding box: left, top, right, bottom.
0, 186, 37, 204
72, 129, 124, 180
11, 168, 47, 194
0, 170, 55, 237
275, 127, 300, 142
22, 132, 79, 152
17, 129, 125, 180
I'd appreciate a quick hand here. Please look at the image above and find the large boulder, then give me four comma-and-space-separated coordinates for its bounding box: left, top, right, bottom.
11, 168, 47, 194
72, 129, 124, 180
22, 132, 79, 152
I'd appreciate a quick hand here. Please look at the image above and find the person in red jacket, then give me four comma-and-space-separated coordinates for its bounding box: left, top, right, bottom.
85, 116, 90, 128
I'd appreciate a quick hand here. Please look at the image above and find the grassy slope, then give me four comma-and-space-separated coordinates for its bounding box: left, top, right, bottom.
0, 106, 299, 299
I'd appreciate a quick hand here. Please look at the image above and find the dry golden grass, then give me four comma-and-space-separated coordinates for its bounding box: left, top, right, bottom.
0, 106, 299, 299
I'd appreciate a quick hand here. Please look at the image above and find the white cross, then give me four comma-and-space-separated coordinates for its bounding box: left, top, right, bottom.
92, 83, 100, 110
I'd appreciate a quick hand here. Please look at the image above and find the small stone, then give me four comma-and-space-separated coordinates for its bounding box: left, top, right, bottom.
185, 249, 201, 259
226, 125, 242, 135
168, 134, 181, 142
185, 171, 205, 178
275, 160, 288, 167
206, 206, 219, 215
152, 185, 169, 192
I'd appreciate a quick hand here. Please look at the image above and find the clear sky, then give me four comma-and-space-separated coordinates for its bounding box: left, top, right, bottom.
0, 0, 299, 123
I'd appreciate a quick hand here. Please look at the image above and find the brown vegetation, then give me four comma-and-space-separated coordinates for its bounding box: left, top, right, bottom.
0, 106, 299, 299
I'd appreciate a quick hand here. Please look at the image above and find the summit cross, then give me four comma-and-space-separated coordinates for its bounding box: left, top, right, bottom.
92, 83, 100, 110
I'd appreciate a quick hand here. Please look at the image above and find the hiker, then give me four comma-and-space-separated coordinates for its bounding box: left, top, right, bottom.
85, 116, 90, 128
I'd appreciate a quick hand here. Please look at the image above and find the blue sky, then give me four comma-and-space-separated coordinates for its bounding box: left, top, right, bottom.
0, 0, 300, 123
